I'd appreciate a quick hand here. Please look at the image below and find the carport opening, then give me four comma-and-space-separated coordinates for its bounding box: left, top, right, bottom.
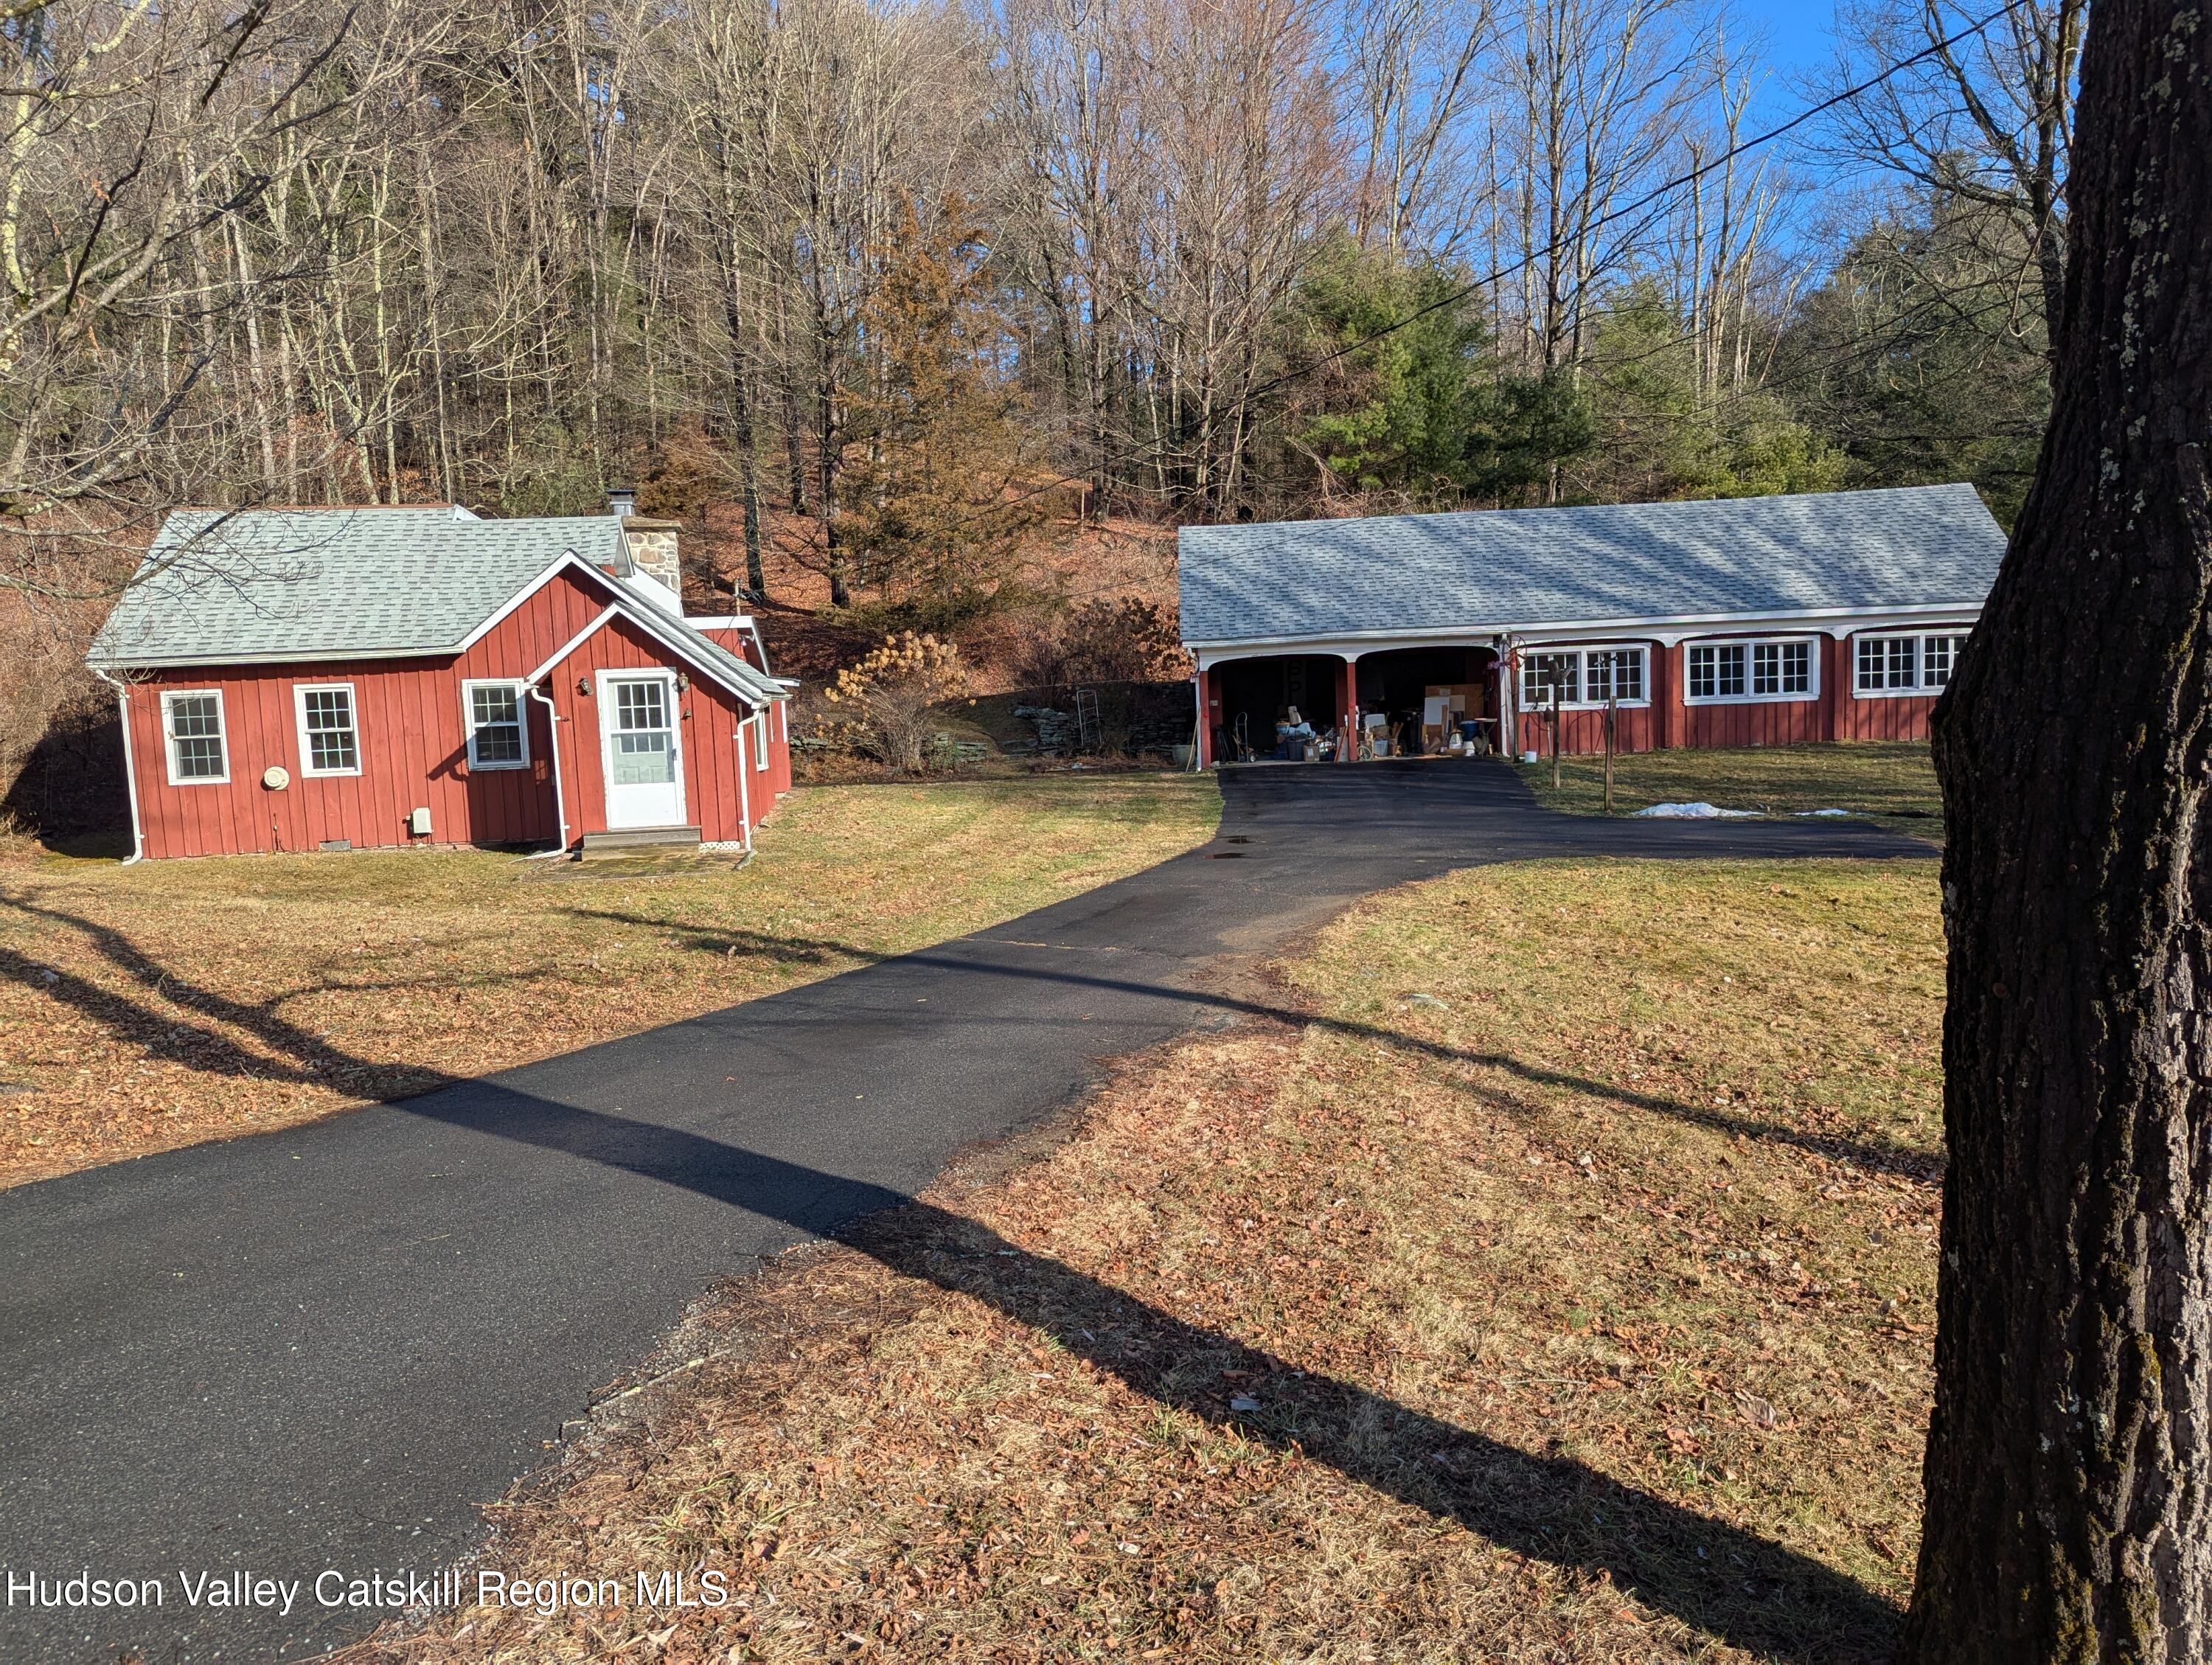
1355, 646, 1499, 757
1210, 654, 1349, 762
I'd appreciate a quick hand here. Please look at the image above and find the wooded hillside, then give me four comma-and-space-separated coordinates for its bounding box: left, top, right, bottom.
0, 0, 2075, 815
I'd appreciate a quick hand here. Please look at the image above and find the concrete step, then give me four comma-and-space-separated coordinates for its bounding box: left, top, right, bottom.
579, 826, 703, 858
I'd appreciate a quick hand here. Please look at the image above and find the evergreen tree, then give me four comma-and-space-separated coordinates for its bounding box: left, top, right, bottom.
841, 198, 1042, 630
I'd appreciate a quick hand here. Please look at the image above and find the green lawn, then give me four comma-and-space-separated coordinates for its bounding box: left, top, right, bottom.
1518, 741, 1942, 838
0, 773, 1220, 1185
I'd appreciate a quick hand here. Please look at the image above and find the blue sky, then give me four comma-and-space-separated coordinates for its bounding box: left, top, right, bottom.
1732, 0, 1843, 122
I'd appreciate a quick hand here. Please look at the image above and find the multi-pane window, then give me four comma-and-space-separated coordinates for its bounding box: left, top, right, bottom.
1753, 640, 1812, 696
465, 682, 527, 769
296, 685, 360, 775
1922, 633, 1967, 689
609, 678, 675, 785
1855, 632, 1966, 695
1687, 638, 1815, 703
1518, 645, 1647, 709
1587, 648, 1644, 704
162, 691, 228, 783
1687, 644, 1747, 699
1521, 652, 1579, 708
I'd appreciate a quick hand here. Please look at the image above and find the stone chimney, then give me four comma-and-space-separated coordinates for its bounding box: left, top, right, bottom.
609, 487, 683, 609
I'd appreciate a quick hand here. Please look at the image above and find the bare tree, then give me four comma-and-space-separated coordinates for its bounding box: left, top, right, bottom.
1815, 0, 2084, 368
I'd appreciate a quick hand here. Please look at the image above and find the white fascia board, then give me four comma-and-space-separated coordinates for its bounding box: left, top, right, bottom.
625, 571, 685, 616
88, 644, 447, 670
1187, 602, 1983, 665
524, 588, 784, 706
526, 604, 623, 684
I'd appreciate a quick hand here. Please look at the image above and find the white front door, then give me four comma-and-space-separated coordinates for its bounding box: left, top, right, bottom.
600, 672, 686, 828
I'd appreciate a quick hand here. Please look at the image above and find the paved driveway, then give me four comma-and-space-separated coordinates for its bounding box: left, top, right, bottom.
0, 763, 1931, 1662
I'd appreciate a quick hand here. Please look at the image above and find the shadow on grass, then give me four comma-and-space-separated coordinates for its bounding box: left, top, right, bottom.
7, 897, 1909, 1661
378, 1084, 1902, 1664
2, 883, 1940, 1184
574, 906, 1945, 1183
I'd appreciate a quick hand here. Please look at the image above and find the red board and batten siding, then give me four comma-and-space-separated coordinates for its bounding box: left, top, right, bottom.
125, 564, 782, 858
540, 612, 761, 847
1520, 700, 1658, 757
1512, 629, 1947, 758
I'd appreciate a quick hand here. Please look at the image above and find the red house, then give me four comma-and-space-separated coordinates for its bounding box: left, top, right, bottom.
87, 501, 793, 861
1178, 483, 2008, 762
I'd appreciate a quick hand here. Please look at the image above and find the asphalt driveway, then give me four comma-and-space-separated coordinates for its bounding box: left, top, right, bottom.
0, 762, 1932, 1662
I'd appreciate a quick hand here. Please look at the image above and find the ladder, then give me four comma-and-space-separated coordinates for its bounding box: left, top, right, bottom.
1073, 687, 1102, 754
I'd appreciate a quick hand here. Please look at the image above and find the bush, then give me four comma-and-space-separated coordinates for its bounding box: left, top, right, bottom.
1006, 597, 1190, 691
822, 633, 970, 773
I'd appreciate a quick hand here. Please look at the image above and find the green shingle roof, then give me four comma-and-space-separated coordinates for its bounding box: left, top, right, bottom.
89, 508, 630, 666
88, 505, 785, 703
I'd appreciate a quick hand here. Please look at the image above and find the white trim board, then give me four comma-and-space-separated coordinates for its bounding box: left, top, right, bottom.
160, 688, 231, 786
1187, 604, 1983, 667
293, 681, 364, 777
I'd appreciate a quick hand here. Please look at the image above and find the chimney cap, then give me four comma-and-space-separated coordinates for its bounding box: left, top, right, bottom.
608, 486, 637, 518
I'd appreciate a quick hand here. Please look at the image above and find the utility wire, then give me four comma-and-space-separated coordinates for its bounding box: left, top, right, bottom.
927, 0, 2037, 532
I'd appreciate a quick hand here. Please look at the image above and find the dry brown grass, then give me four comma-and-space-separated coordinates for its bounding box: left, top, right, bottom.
1520, 743, 1943, 841
337, 858, 1941, 1665
0, 774, 1217, 1186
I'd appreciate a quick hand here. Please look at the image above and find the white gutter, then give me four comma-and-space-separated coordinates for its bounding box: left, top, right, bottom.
735, 715, 755, 855
88, 667, 145, 865
1183, 602, 1986, 665
525, 682, 570, 858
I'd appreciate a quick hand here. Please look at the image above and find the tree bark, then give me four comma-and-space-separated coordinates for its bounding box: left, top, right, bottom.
720, 263, 767, 601
1905, 3, 2212, 1660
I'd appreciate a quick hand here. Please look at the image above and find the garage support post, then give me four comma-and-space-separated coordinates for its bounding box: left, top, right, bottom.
1340, 656, 1359, 762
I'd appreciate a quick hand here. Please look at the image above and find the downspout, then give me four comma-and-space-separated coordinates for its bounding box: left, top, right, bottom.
89, 666, 145, 865
735, 711, 755, 855
525, 682, 570, 858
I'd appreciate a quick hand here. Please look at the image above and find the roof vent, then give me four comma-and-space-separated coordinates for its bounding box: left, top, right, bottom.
608, 487, 637, 519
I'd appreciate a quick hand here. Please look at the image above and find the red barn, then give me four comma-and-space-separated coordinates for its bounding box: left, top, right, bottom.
1177, 483, 2008, 764
87, 503, 793, 861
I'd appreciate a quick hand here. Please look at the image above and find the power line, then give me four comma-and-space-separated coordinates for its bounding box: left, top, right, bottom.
938, 0, 2036, 532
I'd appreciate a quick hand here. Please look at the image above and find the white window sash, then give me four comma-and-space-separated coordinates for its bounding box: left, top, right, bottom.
1854, 632, 1958, 698
1684, 637, 1820, 706
462, 680, 531, 771
751, 710, 770, 771
1517, 644, 1650, 711
293, 683, 362, 777
161, 689, 229, 785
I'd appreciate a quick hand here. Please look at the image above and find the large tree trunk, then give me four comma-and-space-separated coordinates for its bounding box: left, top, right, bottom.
1905, 3, 2212, 1660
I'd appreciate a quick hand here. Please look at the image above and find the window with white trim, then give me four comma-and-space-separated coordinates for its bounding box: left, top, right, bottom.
162, 690, 229, 784
751, 711, 770, 771
1686, 637, 1816, 703
295, 684, 361, 776
1518, 644, 1648, 709
1855, 631, 1967, 695
1587, 647, 1645, 704
463, 681, 529, 769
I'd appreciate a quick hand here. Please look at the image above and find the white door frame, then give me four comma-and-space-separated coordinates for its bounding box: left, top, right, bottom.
597, 670, 687, 828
